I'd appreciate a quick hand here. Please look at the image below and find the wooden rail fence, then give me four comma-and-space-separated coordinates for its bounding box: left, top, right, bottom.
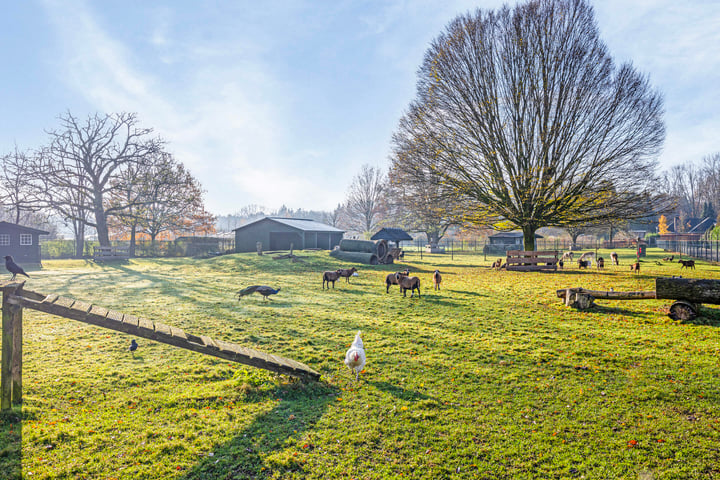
1, 281, 320, 410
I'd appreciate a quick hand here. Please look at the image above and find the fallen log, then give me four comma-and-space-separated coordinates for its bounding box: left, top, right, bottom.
556, 288, 656, 301
655, 277, 720, 303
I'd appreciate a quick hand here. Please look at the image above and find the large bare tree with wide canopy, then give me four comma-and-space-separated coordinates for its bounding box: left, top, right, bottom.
392, 0, 666, 250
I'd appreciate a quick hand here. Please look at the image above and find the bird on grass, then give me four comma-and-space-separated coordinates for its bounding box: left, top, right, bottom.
237, 285, 281, 302
344, 331, 366, 381
129, 339, 138, 357
4, 255, 29, 281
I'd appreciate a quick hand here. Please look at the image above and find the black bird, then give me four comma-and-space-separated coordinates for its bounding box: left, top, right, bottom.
129, 339, 138, 356
237, 285, 281, 301
4, 255, 29, 281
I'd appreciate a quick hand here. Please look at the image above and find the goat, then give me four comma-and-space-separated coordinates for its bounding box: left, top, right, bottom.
561, 251, 574, 263
337, 267, 358, 283
630, 262, 640, 273
396, 273, 421, 298
678, 259, 695, 270
432, 270, 442, 291
558, 259, 564, 270
610, 252, 619, 266
578, 252, 595, 262
491, 258, 503, 269
323, 270, 342, 289
385, 269, 410, 293
577, 259, 590, 269
597, 257, 604, 269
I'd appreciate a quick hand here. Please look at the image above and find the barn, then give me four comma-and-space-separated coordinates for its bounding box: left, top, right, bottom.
0, 221, 50, 267
233, 217, 344, 252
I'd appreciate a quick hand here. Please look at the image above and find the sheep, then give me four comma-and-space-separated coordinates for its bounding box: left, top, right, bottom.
385, 269, 410, 293
338, 267, 358, 283
678, 259, 695, 270
432, 270, 442, 291
597, 257, 604, 269
396, 273, 421, 298
610, 252, 619, 266
630, 261, 640, 273
577, 259, 590, 269
323, 270, 342, 289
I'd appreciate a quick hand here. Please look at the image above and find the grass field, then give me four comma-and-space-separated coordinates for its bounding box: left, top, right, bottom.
1, 248, 719, 479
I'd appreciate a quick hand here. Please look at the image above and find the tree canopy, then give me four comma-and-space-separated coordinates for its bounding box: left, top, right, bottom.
392, 0, 665, 250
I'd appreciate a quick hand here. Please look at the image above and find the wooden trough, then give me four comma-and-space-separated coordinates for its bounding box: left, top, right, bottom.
1, 282, 320, 410
557, 277, 720, 321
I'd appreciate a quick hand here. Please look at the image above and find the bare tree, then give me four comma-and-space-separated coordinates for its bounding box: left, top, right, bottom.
110, 154, 210, 245
342, 164, 387, 235
388, 144, 464, 247
38, 111, 163, 247
0, 147, 43, 224
393, 0, 666, 250
323, 203, 345, 228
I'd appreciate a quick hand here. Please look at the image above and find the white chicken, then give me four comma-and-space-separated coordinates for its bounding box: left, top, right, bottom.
344, 331, 366, 381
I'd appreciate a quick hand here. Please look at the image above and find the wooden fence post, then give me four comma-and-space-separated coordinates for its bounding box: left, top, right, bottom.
2, 283, 23, 410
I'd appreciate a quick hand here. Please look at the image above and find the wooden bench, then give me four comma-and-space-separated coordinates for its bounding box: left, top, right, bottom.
93, 246, 130, 262
505, 250, 558, 272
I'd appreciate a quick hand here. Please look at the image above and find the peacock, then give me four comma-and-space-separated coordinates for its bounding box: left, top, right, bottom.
237, 285, 281, 301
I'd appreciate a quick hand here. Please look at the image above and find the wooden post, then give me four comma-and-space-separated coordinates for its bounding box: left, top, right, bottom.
2, 283, 23, 410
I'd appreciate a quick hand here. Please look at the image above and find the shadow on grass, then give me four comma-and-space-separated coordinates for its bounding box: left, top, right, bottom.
0, 408, 22, 480
588, 305, 657, 318
368, 380, 438, 402
180, 382, 338, 480
682, 306, 720, 327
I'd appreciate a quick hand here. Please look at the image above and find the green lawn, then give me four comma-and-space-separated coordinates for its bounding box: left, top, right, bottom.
1, 248, 719, 479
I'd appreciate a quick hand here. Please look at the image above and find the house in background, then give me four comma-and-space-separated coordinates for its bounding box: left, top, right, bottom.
233, 217, 344, 252
0, 221, 50, 267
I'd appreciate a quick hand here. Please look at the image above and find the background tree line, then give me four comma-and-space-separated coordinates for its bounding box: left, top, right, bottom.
0, 111, 213, 257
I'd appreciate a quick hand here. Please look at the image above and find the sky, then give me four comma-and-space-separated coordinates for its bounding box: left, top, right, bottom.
1, 0, 719, 215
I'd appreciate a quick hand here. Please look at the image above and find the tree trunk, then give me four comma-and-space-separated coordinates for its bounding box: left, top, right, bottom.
93, 193, 110, 247
74, 222, 85, 258
522, 225, 536, 251
129, 224, 137, 258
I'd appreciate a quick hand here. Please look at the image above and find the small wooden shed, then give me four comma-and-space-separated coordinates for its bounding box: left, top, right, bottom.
371, 228, 413, 247
485, 231, 544, 255
0, 221, 50, 267
233, 217, 344, 252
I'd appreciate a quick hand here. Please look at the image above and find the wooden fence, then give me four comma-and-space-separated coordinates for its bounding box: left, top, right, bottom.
1, 281, 320, 410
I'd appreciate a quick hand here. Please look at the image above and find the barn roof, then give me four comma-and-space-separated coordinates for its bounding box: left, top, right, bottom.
233, 217, 344, 233
0, 221, 50, 235
370, 228, 413, 242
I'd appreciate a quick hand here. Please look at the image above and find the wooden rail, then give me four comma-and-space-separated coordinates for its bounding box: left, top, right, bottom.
1, 282, 320, 410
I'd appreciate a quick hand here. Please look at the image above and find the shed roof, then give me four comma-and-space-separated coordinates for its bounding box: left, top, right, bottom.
0, 221, 50, 235
233, 217, 344, 233
370, 228, 413, 242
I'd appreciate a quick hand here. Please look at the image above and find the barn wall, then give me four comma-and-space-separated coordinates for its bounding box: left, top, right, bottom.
234, 219, 344, 252
0, 228, 44, 265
